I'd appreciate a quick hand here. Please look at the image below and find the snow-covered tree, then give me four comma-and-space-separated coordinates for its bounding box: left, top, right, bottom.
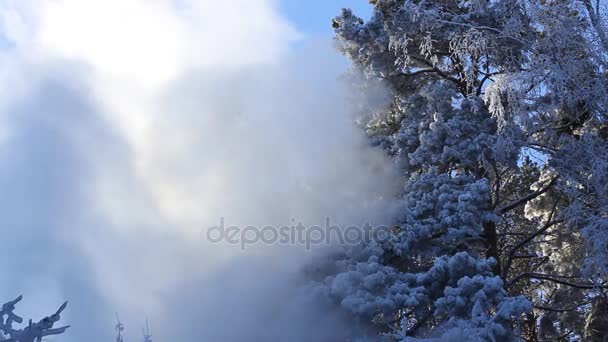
0, 296, 69, 341
115, 313, 124, 342
312, 0, 608, 340
142, 320, 152, 342
112, 315, 152, 342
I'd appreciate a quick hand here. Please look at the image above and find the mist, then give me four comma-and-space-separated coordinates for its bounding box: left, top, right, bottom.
0, 1, 397, 341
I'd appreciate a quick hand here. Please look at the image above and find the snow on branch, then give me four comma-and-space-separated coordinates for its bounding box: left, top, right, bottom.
0, 296, 69, 342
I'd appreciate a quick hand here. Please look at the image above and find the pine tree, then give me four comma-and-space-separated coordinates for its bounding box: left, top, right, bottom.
313, 0, 608, 340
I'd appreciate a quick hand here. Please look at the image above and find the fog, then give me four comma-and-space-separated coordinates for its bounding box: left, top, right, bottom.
0, 1, 396, 340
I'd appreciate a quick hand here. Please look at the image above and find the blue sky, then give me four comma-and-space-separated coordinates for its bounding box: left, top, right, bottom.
0, 1, 373, 50
281, 0, 372, 35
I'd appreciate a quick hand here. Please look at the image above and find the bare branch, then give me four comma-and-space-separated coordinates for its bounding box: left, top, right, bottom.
508, 272, 608, 289
496, 176, 559, 215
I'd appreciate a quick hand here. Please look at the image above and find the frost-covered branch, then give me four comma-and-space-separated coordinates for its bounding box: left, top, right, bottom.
0, 296, 69, 341
582, 0, 608, 56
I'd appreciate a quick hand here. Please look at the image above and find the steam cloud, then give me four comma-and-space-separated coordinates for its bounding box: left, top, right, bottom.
0, 1, 396, 341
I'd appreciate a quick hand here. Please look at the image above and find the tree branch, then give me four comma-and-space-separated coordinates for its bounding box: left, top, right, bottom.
508, 272, 608, 289
409, 56, 467, 91
496, 176, 559, 215
503, 196, 562, 276
533, 298, 592, 312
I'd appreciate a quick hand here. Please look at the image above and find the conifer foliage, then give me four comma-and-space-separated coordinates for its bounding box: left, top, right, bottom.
317, 0, 608, 340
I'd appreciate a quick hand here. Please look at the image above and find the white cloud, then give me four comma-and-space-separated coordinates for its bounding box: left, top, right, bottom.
3, 0, 299, 87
